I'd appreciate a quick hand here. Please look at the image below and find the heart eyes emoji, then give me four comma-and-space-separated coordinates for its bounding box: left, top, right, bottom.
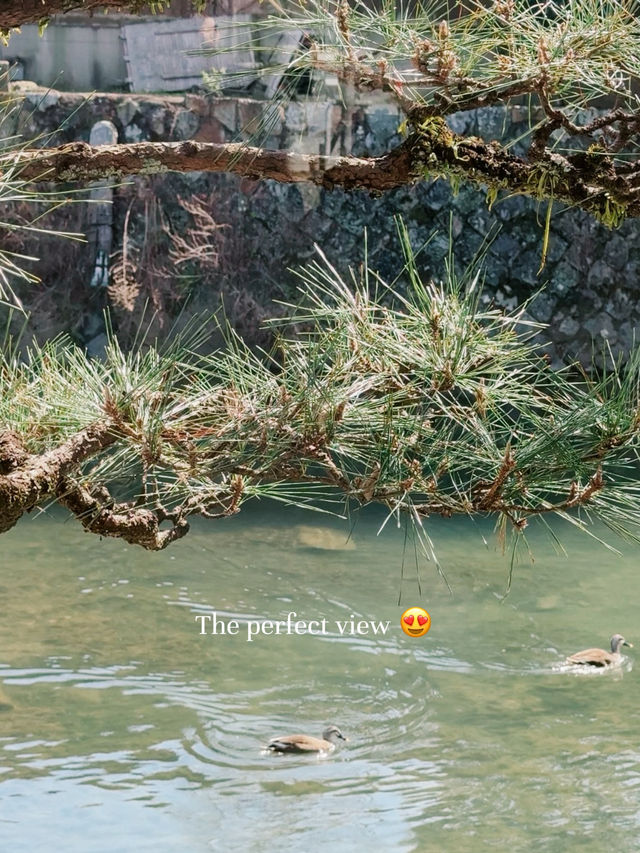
400, 607, 431, 637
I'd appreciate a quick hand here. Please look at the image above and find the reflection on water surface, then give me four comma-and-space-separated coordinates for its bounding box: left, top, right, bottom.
1, 507, 640, 852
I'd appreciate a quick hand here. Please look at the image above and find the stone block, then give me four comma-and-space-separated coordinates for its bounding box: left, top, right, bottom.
587, 259, 615, 287
583, 314, 617, 343
25, 90, 60, 111
194, 117, 228, 143
237, 98, 267, 138
209, 98, 238, 133
446, 110, 475, 136
147, 106, 168, 138
550, 262, 581, 295
123, 122, 145, 143
557, 315, 580, 338
605, 290, 632, 321
603, 234, 630, 271
284, 102, 306, 133
116, 99, 140, 127
529, 293, 556, 323
172, 109, 200, 140
89, 120, 117, 146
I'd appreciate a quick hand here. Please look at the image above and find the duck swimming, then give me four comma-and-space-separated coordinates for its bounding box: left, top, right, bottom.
266, 725, 347, 754
565, 634, 633, 667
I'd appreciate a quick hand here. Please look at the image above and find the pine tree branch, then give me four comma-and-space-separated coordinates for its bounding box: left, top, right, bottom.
57, 479, 191, 549
11, 138, 415, 189
0, 423, 117, 533
11, 130, 640, 224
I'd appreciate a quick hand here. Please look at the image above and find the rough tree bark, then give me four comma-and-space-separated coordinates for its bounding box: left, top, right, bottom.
0, 1, 201, 31
0, 426, 190, 548
10, 126, 636, 224
0, 424, 117, 534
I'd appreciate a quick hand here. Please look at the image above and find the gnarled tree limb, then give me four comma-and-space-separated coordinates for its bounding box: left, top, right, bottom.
0, 424, 117, 534
10, 129, 640, 224
0, 424, 191, 549
57, 480, 190, 550
11, 138, 416, 190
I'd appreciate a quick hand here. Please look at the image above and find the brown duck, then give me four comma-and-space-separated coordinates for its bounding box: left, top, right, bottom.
566, 634, 633, 667
267, 725, 347, 754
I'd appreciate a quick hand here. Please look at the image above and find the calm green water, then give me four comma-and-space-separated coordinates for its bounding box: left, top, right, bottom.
1, 506, 640, 852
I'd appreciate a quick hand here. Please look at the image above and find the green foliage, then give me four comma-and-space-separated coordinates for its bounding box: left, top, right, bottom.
188, 0, 640, 223
3, 225, 640, 553
211, 0, 640, 118
201, 68, 225, 95
3, 1, 640, 554
0, 93, 87, 310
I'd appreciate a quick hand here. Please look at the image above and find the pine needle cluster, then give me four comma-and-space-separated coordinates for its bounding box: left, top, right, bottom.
3, 225, 640, 551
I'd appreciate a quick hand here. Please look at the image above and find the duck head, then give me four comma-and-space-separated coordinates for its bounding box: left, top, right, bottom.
323, 725, 348, 744
611, 634, 633, 653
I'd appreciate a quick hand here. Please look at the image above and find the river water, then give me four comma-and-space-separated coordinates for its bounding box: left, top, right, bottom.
1, 506, 639, 851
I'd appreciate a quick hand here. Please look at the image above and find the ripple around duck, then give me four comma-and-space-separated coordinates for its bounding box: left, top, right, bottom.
0, 659, 439, 793
551, 656, 634, 676
179, 676, 437, 776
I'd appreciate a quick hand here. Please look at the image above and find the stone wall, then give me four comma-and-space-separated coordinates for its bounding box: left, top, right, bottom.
5, 83, 640, 364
